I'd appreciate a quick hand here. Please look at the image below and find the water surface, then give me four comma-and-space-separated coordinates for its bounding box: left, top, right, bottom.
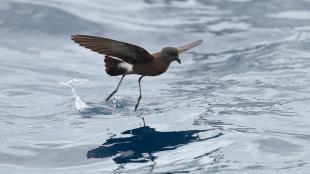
1, 0, 310, 173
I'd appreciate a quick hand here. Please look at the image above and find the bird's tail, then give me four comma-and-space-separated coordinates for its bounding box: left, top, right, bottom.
104, 56, 128, 76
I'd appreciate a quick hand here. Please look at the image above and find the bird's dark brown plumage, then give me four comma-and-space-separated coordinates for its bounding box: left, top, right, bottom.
72, 35, 154, 64
71, 34, 203, 110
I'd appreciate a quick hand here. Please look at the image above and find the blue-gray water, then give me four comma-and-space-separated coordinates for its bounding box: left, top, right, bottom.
1, 0, 310, 173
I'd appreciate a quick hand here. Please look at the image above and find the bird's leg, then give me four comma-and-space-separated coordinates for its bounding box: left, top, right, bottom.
105, 75, 125, 101
135, 76, 144, 111
141, 117, 146, 127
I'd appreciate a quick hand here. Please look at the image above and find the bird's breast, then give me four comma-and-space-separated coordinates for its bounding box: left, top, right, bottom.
133, 60, 170, 76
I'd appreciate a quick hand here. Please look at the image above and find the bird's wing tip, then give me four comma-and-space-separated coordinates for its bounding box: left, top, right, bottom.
196, 39, 203, 45
178, 39, 204, 53
71, 34, 87, 39
71, 34, 79, 40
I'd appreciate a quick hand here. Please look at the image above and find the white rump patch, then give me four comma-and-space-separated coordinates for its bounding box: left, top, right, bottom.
118, 62, 133, 73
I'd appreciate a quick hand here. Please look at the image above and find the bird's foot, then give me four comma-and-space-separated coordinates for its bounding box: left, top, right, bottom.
134, 96, 142, 111
105, 90, 117, 101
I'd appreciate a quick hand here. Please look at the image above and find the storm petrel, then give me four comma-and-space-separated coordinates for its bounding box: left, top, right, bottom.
72, 35, 203, 110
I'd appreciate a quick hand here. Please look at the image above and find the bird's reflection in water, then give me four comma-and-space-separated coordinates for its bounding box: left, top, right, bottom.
87, 120, 221, 164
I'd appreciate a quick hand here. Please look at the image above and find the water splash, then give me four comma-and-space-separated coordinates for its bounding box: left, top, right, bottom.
58, 78, 92, 112
112, 95, 121, 109
73, 91, 91, 112
58, 79, 122, 115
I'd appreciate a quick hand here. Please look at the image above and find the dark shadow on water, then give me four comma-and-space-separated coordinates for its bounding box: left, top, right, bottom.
87, 125, 222, 164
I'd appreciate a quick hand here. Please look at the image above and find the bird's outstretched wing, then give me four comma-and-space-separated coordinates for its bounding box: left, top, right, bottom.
71, 35, 154, 64
177, 40, 203, 53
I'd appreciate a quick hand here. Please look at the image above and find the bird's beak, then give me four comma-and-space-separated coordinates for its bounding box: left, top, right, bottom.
176, 57, 181, 64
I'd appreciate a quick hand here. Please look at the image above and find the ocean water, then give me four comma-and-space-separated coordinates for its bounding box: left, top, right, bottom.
1, 0, 310, 173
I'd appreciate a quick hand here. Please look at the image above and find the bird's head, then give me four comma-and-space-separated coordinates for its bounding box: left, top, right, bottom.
160, 47, 181, 64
